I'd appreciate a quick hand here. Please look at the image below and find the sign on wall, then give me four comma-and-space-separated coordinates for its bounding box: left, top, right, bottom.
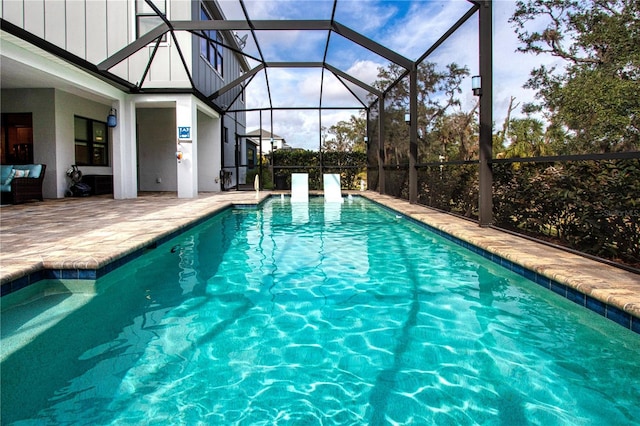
178, 126, 191, 140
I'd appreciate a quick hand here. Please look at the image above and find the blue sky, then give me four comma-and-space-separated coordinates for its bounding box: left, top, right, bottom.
217, 0, 561, 150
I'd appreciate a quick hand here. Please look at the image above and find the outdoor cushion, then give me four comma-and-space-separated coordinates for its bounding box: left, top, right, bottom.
2, 168, 16, 186
14, 164, 42, 178
0, 183, 11, 192
14, 169, 29, 178
1, 165, 14, 183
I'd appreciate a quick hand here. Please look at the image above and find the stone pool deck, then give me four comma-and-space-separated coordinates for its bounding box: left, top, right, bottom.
1, 191, 639, 330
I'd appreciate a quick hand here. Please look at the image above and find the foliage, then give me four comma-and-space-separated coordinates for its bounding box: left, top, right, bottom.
417, 164, 478, 218
510, 0, 640, 152
370, 61, 472, 164
384, 167, 410, 200
323, 114, 367, 153
271, 149, 320, 189
429, 107, 479, 161
270, 149, 366, 190
327, 4, 640, 267
493, 159, 640, 266
502, 117, 556, 158
246, 155, 273, 189
322, 151, 367, 189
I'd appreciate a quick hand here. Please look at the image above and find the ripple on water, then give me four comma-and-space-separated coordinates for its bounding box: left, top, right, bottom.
3, 198, 640, 425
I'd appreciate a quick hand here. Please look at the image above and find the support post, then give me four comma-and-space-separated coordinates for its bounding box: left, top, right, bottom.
478, 0, 493, 226
235, 111, 240, 190
270, 110, 275, 190
319, 108, 324, 181
409, 65, 418, 204
220, 113, 226, 191
365, 107, 370, 190
176, 95, 197, 198
377, 96, 385, 194
235, 133, 240, 190
111, 96, 137, 199
259, 110, 263, 190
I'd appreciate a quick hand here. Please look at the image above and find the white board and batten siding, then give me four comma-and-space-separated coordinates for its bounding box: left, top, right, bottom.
1, 0, 192, 88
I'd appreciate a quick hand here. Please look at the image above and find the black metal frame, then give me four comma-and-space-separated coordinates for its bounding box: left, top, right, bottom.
1, 0, 493, 220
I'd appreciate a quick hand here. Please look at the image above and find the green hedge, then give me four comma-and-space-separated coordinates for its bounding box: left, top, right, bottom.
493, 159, 640, 267
271, 150, 366, 190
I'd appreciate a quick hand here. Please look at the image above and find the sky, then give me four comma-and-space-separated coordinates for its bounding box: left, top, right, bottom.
217, 0, 562, 150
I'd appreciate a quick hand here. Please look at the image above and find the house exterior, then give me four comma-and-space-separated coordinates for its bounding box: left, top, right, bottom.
245, 129, 290, 155
0, 0, 250, 199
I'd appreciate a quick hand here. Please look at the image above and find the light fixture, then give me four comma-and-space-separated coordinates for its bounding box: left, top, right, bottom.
404, 113, 410, 125
107, 108, 117, 128
472, 75, 482, 96
364, 136, 369, 145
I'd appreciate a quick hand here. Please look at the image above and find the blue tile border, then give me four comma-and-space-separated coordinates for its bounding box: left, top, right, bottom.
367, 196, 640, 335
607, 306, 632, 329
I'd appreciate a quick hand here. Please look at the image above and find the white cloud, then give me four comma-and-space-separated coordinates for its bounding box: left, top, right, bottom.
335, 1, 398, 31
348, 59, 384, 85
387, 1, 474, 59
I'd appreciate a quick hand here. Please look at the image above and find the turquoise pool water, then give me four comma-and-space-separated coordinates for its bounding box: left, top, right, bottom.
2, 197, 639, 425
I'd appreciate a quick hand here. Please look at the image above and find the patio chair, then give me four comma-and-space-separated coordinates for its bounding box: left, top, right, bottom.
291, 173, 309, 202
323, 173, 343, 203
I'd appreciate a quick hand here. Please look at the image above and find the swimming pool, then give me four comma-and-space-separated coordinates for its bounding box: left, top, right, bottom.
2, 196, 639, 424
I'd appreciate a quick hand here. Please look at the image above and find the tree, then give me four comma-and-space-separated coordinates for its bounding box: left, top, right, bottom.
369, 61, 471, 164
511, 0, 640, 152
430, 105, 479, 161
503, 117, 552, 158
323, 114, 367, 152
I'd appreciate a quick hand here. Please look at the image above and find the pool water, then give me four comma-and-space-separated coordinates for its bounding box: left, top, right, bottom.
2, 197, 639, 425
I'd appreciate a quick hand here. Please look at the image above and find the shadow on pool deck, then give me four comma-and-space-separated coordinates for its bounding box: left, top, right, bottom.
1, 191, 639, 330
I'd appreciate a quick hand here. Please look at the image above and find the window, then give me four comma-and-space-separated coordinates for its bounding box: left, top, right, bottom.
136, 0, 167, 42
75, 116, 109, 166
200, 5, 224, 76
1, 113, 33, 165
224, 127, 229, 144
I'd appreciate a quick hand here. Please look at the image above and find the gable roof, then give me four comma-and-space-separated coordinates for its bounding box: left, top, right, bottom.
246, 128, 285, 141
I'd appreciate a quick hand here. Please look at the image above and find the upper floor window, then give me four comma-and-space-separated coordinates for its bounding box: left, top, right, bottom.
136, 0, 167, 42
75, 116, 109, 166
200, 5, 224, 76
